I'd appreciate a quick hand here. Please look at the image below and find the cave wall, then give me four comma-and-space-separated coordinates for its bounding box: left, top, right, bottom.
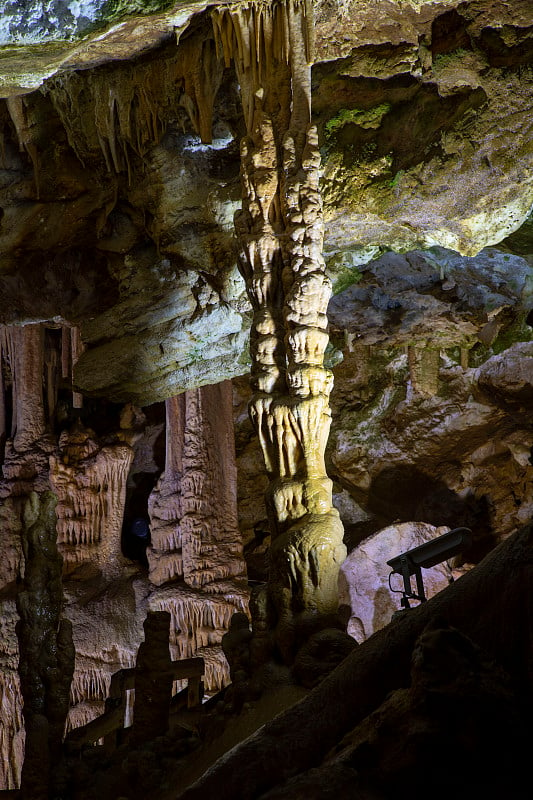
0, 0, 531, 792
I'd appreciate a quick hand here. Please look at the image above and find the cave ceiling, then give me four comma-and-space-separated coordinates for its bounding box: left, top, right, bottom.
0, 0, 531, 405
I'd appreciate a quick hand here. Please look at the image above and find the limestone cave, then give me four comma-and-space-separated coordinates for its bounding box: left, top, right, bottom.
0, 0, 532, 798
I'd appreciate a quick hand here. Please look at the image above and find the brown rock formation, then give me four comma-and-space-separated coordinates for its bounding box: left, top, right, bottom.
148, 382, 245, 589
49, 422, 134, 577
339, 522, 458, 641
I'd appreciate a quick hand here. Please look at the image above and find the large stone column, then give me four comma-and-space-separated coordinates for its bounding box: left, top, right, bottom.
147, 382, 249, 693
212, 0, 346, 663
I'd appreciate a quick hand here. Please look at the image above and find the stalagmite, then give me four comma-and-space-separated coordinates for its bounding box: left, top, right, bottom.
212, 0, 345, 663
16, 491, 75, 800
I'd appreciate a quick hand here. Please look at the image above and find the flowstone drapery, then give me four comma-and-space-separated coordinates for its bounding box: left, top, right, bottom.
212, 0, 346, 662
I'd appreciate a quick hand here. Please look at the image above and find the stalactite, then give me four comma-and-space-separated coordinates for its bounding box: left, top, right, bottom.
150, 586, 249, 693
0, 345, 5, 457
212, 0, 345, 664
44, 336, 58, 423
165, 394, 185, 478
61, 324, 70, 380
5, 97, 40, 197
1, 325, 46, 452
48, 25, 224, 176
70, 326, 84, 409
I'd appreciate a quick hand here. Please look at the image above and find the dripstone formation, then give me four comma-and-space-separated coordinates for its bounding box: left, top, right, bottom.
0, 0, 531, 797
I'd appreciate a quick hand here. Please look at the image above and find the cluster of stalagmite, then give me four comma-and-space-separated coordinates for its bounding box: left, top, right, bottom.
0, 323, 83, 460
212, 0, 345, 661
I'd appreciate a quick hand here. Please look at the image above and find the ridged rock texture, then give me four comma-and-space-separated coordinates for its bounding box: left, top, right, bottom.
147, 380, 250, 691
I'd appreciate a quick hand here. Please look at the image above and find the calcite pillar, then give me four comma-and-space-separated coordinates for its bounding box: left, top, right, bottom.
147, 382, 249, 692
148, 381, 246, 589
212, 0, 346, 662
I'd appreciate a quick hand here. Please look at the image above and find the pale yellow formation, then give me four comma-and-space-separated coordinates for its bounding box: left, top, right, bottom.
213, 0, 345, 660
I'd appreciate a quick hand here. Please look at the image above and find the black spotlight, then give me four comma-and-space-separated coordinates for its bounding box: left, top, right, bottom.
387, 527, 472, 612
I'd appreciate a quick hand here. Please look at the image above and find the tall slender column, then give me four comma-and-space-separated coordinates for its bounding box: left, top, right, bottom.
212, 0, 345, 663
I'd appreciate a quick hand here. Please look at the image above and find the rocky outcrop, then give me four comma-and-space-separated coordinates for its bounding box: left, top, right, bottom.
177, 523, 533, 800
339, 521, 459, 641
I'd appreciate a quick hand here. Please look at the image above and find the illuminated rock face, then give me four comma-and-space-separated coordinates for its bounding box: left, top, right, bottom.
0, 2, 532, 406
213, 0, 346, 662
339, 522, 456, 641
49, 425, 134, 577
148, 382, 246, 589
